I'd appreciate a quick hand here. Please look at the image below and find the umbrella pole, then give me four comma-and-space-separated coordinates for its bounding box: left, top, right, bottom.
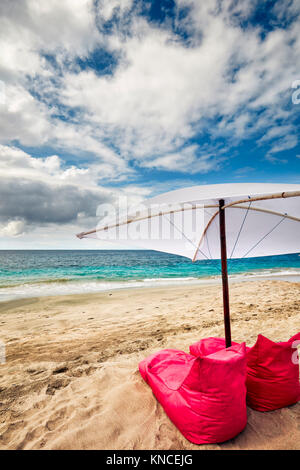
219, 199, 232, 348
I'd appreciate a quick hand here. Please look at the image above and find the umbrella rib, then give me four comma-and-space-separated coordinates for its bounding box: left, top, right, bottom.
191, 203, 300, 263
162, 213, 213, 263
222, 190, 300, 209
242, 215, 287, 258
228, 205, 300, 222
203, 208, 215, 260
76, 204, 219, 238
77, 194, 300, 240
229, 201, 252, 259
192, 210, 220, 262
205, 231, 213, 260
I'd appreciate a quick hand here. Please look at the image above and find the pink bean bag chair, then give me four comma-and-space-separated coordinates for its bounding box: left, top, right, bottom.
189, 333, 300, 412
189, 336, 243, 356
139, 343, 247, 445
246, 333, 300, 411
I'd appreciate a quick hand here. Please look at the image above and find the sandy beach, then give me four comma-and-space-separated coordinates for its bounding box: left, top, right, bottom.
0, 279, 299, 450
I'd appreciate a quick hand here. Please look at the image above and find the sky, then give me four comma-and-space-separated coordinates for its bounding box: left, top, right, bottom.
0, 0, 300, 249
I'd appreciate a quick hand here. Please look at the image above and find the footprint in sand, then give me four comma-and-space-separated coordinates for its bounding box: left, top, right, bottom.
46, 378, 70, 396
52, 366, 69, 375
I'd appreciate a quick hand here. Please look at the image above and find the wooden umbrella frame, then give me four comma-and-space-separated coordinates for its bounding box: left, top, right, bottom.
77, 190, 300, 240
77, 190, 300, 348
216, 191, 300, 347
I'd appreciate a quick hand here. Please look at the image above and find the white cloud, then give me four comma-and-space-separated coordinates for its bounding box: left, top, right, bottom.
273, 0, 300, 23
0, 144, 150, 246
98, 0, 134, 22
58, 1, 300, 165
0, 0, 299, 248
0, 0, 131, 178
142, 145, 222, 174
1, 0, 299, 171
259, 125, 295, 143
267, 134, 298, 157
60, 16, 240, 160
0, 0, 99, 78
259, 125, 298, 160
0, 220, 25, 237
0, 144, 97, 187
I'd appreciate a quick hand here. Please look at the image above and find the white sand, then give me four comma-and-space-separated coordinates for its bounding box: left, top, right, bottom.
0, 280, 299, 450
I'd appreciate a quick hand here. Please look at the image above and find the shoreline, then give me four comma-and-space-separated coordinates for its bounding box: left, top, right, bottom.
0, 271, 300, 303
0, 279, 299, 450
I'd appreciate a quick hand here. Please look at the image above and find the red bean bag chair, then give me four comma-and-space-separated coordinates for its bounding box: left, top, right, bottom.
139, 343, 247, 445
189, 334, 300, 412
246, 333, 300, 411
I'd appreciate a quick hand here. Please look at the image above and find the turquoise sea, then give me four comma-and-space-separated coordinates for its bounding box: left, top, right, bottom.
0, 250, 299, 301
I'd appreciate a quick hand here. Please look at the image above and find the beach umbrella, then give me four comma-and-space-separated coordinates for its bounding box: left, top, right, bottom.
77, 183, 300, 347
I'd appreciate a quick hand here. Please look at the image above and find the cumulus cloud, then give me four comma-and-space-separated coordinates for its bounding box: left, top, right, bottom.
0, 144, 152, 241
1, 0, 299, 170
98, 0, 134, 22
0, 0, 129, 179
266, 135, 298, 161
0, 220, 26, 237
60, 16, 238, 160
141, 145, 222, 174
0, 0, 99, 78
0, 178, 110, 224
58, 0, 300, 166
0, 145, 116, 232
0, 0, 299, 245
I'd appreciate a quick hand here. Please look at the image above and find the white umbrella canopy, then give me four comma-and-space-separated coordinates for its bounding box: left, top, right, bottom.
77, 183, 300, 261
77, 183, 300, 347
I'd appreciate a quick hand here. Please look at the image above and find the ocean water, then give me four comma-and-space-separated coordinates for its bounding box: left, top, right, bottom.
0, 250, 299, 302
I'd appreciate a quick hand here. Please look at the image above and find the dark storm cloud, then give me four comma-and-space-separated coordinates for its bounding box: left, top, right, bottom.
0, 178, 113, 225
